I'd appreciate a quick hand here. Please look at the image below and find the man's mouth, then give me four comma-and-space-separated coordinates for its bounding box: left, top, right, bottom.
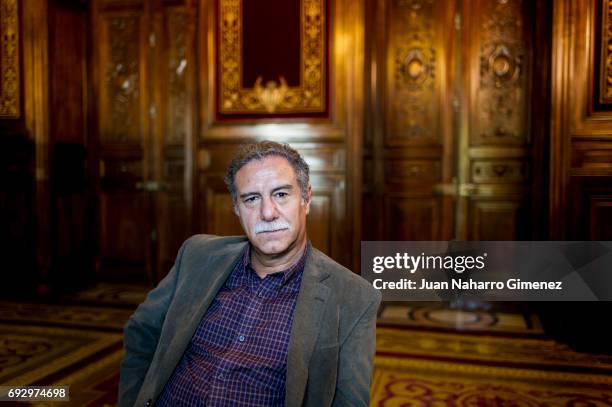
257, 228, 288, 234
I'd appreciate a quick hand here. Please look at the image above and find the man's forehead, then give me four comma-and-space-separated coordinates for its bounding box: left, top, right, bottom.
236, 156, 297, 185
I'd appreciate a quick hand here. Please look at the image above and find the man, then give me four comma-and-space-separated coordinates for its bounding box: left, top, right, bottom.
118, 141, 381, 407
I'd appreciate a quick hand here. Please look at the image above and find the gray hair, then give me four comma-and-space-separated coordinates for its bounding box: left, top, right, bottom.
224, 141, 310, 204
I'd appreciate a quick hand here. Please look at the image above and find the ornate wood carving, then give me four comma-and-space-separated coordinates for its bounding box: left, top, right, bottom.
218, 0, 326, 114
103, 15, 141, 143
475, 0, 527, 143
0, 0, 20, 118
387, 0, 438, 142
166, 11, 188, 145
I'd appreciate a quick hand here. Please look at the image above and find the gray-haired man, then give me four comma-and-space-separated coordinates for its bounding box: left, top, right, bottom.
119, 141, 381, 407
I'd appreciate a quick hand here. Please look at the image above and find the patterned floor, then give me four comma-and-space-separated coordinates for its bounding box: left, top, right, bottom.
1, 297, 611, 406
0, 298, 131, 406
373, 303, 612, 406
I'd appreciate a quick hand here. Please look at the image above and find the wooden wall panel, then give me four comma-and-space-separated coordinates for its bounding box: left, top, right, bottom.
470, 200, 521, 241
98, 11, 147, 145
460, 0, 536, 240
551, 0, 612, 239
92, 0, 196, 284
367, 0, 455, 242
0, 0, 21, 119
384, 196, 440, 240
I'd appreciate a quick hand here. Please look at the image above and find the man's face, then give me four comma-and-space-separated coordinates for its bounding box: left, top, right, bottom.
234, 155, 311, 256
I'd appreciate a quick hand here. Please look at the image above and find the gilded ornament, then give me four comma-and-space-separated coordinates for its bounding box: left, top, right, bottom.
218, 0, 325, 114
0, 0, 20, 118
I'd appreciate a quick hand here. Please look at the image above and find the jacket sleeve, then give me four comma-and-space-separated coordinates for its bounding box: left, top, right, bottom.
117, 238, 189, 407
332, 289, 382, 407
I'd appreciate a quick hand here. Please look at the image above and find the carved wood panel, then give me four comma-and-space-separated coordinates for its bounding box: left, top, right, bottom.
0, 0, 20, 118
551, 0, 612, 238
385, 0, 442, 145
98, 12, 146, 144
470, 0, 528, 144
462, 0, 535, 240
93, 0, 196, 284
368, 0, 455, 242
368, 0, 541, 241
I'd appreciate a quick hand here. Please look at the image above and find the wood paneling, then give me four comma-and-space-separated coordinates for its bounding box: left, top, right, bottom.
367, 0, 455, 242
0, 0, 21, 119
367, 0, 545, 241
92, 0, 196, 283
551, 0, 612, 239
460, 0, 536, 240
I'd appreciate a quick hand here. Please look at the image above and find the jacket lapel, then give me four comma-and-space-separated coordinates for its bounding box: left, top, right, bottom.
149, 241, 247, 398
285, 248, 330, 407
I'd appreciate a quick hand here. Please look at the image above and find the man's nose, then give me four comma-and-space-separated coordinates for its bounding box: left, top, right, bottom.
260, 196, 279, 221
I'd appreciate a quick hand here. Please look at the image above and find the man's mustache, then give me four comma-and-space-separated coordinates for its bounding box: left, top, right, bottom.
254, 220, 290, 234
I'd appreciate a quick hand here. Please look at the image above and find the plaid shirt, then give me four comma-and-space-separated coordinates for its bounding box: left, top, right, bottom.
156, 243, 308, 406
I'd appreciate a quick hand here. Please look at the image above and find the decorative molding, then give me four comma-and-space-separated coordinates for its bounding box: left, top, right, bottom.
390, 0, 436, 139
0, 0, 20, 118
218, 0, 326, 114
476, 0, 526, 142
105, 16, 140, 142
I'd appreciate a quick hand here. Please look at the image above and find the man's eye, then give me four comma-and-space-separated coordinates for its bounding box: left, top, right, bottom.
244, 196, 258, 203
275, 192, 288, 198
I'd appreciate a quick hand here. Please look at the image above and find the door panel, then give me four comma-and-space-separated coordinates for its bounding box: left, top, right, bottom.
368, 0, 456, 241
367, 0, 539, 241
94, 2, 152, 282
461, 0, 533, 240
93, 0, 195, 284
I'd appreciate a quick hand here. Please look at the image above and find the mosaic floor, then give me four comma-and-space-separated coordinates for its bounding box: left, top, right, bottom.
0, 297, 611, 406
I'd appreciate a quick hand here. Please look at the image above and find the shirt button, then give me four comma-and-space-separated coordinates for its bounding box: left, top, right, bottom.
217, 373, 224, 380
238, 335, 245, 342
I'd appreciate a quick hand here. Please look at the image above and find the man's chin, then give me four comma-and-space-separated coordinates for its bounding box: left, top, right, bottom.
251, 236, 292, 256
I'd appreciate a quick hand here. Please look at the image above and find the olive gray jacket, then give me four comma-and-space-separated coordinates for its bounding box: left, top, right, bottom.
118, 234, 381, 407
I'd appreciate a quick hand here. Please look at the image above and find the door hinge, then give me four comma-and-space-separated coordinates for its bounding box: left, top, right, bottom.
149, 32, 156, 48
454, 12, 461, 30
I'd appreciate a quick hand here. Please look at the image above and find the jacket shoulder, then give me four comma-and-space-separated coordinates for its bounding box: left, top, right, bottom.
311, 247, 381, 305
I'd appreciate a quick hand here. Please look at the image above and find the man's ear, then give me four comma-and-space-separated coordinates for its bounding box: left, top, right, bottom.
233, 203, 239, 216
303, 185, 312, 215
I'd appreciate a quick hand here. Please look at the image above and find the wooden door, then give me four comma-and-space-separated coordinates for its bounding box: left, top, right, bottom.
366, 0, 547, 241
92, 0, 195, 284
